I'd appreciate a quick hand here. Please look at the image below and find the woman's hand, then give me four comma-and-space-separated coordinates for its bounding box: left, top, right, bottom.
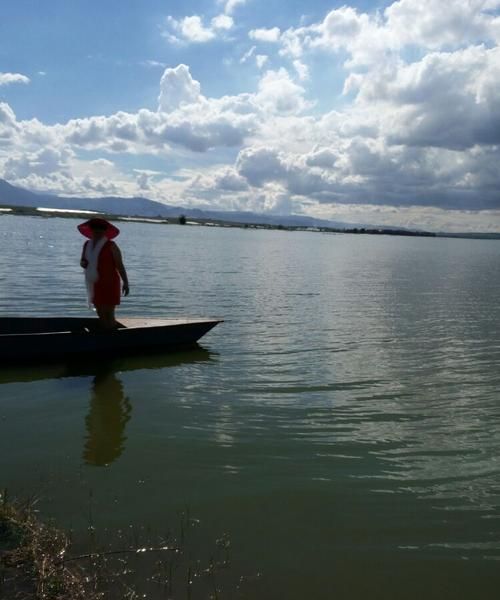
80, 258, 88, 269
122, 283, 130, 296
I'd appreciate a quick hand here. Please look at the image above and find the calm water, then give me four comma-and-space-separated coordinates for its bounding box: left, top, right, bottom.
1, 215, 500, 599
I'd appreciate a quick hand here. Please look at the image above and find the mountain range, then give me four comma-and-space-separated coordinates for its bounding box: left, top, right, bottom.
0, 178, 370, 230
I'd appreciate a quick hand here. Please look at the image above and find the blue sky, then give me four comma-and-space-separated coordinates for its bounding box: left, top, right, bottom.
1, 0, 500, 231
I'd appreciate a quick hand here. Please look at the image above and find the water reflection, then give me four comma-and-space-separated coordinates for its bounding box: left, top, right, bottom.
83, 370, 132, 467
0, 347, 215, 468
0, 346, 214, 384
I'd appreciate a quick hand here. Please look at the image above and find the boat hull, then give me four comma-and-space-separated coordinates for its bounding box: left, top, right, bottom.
0, 317, 222, 363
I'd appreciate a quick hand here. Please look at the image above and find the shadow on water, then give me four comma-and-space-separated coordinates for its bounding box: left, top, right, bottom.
0, 346, 216, 467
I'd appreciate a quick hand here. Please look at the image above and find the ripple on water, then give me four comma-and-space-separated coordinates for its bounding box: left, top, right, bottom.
1, 218, 500, 594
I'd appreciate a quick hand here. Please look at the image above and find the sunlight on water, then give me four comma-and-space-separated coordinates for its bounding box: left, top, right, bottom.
1, 215, 500, 598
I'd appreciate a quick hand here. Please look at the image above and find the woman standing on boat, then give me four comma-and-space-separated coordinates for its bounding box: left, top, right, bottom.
78, 218, 129, 329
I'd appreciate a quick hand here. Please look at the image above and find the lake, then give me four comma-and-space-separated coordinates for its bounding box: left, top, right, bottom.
1, 214, 500, 599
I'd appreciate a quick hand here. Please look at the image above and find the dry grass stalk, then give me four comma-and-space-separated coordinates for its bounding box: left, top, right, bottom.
0, 490, 99, 600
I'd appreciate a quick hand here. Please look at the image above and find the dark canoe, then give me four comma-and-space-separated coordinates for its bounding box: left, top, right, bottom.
0, 317, 222, 363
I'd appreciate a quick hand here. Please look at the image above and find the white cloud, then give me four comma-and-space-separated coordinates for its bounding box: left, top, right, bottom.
221, 0, 248, 15
241, 47, 268, 69
180, 15, 215, 42
2, 0, 500, 231
236, 147, 288, 186
249, 27, 281, 42
165, 12, 234, 44
158, 64, 201, 112
240, 45, 256, 63
214, 167, 249, 191
0, 102, 18, 130
232, 138, 500, 214
277, 1, 500, 67
166, 15, 215, 43
307, 201, 500, 233
140, 60, 167, 69
385, 0, 500, 49
255, 68, 312, 114
55, 69, 261, 154
136, 171, 151, 190
211, 14, 234, 30
190, 166, 249, 192
347, 45, 500, 151
256, 55, 269, 69
3, 147, 72, 180
0, 72, 30, 86
58, 105, 257, 155
293, 60, 309, 80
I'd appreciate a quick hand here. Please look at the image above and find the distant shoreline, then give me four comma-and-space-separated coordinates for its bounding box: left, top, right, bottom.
1, 203, 499, 240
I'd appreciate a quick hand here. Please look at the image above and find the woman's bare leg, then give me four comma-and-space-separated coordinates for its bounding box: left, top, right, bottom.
95, 305, 117, 330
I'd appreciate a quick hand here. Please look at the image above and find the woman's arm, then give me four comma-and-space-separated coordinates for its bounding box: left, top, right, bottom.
111, 243, 130, 296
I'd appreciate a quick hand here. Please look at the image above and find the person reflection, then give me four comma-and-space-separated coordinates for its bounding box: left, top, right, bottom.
83, 371, 132, 466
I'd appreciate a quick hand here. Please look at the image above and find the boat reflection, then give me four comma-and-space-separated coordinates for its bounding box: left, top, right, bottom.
0, 347, 215, 467
0, 345, 214, 384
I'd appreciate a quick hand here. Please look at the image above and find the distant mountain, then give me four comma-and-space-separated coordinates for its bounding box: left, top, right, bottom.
0, 178, 365, 229
0, 178, 180, 218
2, 179, 495, 237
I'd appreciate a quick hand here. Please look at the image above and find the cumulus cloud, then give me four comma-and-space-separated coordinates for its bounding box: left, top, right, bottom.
255, 68, 312, 114
31, 65, 306, 156
158, 64, 201, 112
229, 122, 500, 212
385, 0, 500, 49
166, 15, 215, 43
3, 147, 72, 180
165, 12, 233, 44
213, 167, 249, 191
211, 14, 234, 30
136, 171, 151, 190
189, 166, 249, 193
277, 1, 500, 67
0, 72, 30, 86
249, 27, 281, 42
236, 147, 288, 186
52, 64, 266, 155
0, 102, 18, 143
2, 0, 500, 231
345, 45, 500, 151
59, 105, 256, 154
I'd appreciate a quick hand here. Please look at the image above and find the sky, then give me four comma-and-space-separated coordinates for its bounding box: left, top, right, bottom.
1, 0, 500, 232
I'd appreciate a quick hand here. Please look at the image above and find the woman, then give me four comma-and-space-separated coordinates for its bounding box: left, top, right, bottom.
78, 218, 129, 329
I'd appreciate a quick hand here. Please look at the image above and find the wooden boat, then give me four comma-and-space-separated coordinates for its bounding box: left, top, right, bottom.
0, 317, 222, 363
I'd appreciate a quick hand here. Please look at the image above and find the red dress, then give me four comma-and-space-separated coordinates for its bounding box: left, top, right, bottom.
83, 240, 121, 306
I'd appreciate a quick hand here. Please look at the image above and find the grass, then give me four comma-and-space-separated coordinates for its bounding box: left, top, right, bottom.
0, 489, 95, 599
1, 490, 255, 599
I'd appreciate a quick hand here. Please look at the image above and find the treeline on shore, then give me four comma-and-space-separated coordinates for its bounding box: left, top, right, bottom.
3, 202, 499, 239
